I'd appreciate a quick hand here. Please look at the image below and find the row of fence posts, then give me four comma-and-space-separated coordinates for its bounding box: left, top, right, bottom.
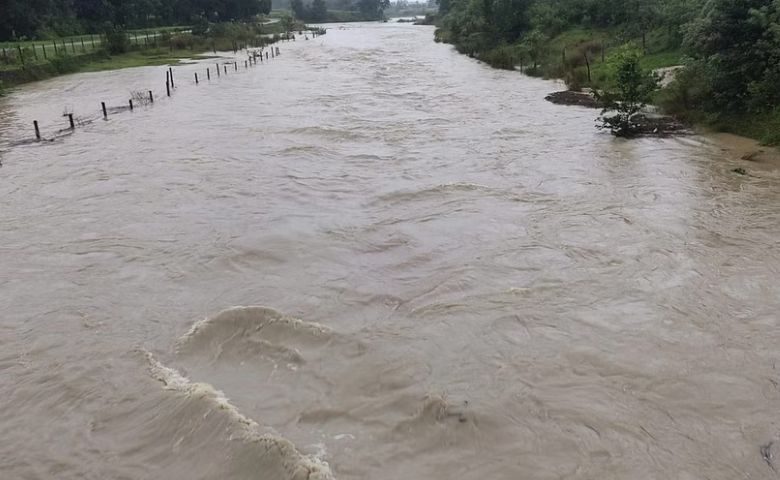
30, 44, 284, 141
2, 29, 193, 66
5, 27, 311, 67
2, 36, 100, 65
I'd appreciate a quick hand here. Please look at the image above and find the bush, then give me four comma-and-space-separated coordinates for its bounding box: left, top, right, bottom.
655, 62, 710, 120
192, 16, 210, 36
597, 46, 658, 137
564, 68, 588, 91
169, 34, 195, 50
103, 24, 129, 54
481, 45, 515, 70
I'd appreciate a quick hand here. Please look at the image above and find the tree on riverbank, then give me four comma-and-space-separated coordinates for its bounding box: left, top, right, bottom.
434, 0, 780, 144
598, 47, 658, 136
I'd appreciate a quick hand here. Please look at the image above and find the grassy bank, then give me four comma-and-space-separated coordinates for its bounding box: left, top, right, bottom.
436, 24, 780, 146
0, 22, 304, 89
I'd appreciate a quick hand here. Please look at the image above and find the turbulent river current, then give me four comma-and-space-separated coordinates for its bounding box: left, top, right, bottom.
2, 22, 780, 480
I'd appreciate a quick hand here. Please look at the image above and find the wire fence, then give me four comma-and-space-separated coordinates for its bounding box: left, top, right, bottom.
8, 30, 326, 149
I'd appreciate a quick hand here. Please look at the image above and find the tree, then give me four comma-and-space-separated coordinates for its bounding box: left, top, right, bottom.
357, 0, 391, 20
310, 0, 328, 21
521, 28, 547, 71
280, 13, 294, 33
683, 0, 780, 114
290, 0, 306, 19
598, 47, 658, 136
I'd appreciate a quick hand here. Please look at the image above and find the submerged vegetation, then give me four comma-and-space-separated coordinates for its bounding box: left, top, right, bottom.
435, 0, 780, 143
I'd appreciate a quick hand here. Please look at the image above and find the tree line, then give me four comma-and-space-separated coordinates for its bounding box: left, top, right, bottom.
0, 0, 272, 40
288, 0, 390, 22
435, 0, 780, 138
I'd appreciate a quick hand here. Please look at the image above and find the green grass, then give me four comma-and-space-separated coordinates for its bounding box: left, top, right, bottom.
714, 109, 780, 146
0, 27, 288, 87
640, 50, 683, 70
77, 50, 197, 72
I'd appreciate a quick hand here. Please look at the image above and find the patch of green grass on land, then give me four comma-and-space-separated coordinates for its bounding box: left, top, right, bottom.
640, 50, 682, 71
77, 49, 195, 72
715, 109, 780, 146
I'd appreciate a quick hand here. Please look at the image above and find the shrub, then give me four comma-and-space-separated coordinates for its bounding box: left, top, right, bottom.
481, 45, 515, 70
103, 24, 129, 54
597, 46, 658, 137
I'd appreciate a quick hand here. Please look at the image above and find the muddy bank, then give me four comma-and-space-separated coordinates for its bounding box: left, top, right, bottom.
545, 90, 603, 108
625, 113, 691, 136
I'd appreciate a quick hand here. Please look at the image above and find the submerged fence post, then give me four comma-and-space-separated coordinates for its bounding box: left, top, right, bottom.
245, 60, 248, 68
34, 121, 41, 140
207, 67, 210, 80
129, 99, 134, 111
166, 80, 170, 97
216, 63, 220, 76
224, 65, 227, 75
169, 67, 175, 88
195, 72, 199, 84
68, 113, 75, 129
101, 102, 108, 119
234, 61, 237, 71
149, 90, 154, 103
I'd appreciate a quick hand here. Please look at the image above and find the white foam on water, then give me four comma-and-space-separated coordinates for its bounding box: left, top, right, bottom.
143, 349, 334, 480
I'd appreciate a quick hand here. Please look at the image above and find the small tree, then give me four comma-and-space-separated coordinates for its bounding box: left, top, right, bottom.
598, 47, 658, 137
102, 24, 130, 54
280, 13, 295, 34
311, 0, 328, 22
521, 29, 547, 73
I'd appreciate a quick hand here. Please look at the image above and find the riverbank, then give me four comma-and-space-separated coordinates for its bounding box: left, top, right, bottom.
0, 22, 301, 90
434, 24, 779, 146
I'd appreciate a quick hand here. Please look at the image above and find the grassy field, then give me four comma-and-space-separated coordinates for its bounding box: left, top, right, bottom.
0, 24, 298, 88
77, 50, 209, 72
0, 27, 194, 73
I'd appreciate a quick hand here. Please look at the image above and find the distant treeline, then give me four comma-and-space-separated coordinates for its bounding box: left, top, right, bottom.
288, 0, 391, 22
0, 0, 272, 40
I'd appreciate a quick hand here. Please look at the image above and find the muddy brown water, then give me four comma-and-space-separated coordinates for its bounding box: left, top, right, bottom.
2, 22, 780, 480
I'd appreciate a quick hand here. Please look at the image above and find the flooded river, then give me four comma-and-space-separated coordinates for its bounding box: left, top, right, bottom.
2, 22, 780, 480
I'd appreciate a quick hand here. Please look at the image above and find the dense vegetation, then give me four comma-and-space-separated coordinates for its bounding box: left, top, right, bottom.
0, 0, 274, 40
288, 0, 391, 22
435, 0, 780, 143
